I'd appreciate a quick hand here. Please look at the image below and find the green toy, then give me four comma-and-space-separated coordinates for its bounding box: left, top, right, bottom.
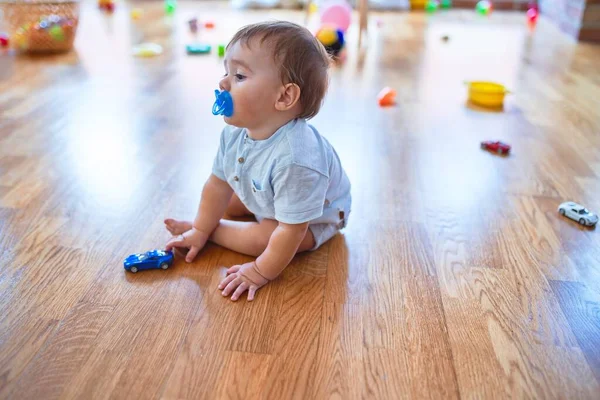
441, 0, 452, 8
425, 0, 439, 13
218, 44, 225, 57
49, 25, 65, 41
476, 0, 491, 15
165, 0, 176, 15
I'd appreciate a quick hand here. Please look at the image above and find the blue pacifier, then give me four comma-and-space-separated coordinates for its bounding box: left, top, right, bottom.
212, 90, 233, 117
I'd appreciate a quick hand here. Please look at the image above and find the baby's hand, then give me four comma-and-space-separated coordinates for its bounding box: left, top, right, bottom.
218, 261, 270, 301
165, 227, 209, 263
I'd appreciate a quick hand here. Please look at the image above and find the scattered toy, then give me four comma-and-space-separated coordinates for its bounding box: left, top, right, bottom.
316, 25, 344, 57
124, 250, 174, 273
131, 8, 143, 20
426, 0, 439, 13
165, 0, 176, 15
98, 0, 115, 13
186, 43, 211, 54
1, 33, 9, 48
558, 202, 598, 226
480, 140, 510, 155
527, 8, 538, 28
465, 81, 510, 108
188, 17, 199, 33
475, 0, 492, 15
377, 87, 396, 107
133, 42, 163, 57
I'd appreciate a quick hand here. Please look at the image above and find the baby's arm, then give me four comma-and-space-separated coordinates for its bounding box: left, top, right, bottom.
166, 174, 232, 260
253, 221, 309, 279
218, 221, 309, 301
193, 174, 234, 238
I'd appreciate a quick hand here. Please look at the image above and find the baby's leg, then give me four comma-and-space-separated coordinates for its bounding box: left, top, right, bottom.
164, 194, 252, 235
224, 194, 253, 219
209, 218, 315, 257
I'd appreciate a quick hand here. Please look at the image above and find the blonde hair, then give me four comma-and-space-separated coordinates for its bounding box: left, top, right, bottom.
227, 21, 330, 120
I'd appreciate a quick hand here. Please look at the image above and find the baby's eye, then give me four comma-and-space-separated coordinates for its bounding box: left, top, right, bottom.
235, 74, 246, 81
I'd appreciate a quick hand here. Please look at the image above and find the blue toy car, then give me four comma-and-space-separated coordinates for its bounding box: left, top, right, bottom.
124, 249, 174, 273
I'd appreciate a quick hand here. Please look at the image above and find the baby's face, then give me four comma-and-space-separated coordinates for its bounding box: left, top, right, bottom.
219, 39, 282, 128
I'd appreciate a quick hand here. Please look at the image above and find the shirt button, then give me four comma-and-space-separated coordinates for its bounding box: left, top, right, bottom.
238, 157, 245, 163
324, 199, 330, 206
234, 176, 239, 181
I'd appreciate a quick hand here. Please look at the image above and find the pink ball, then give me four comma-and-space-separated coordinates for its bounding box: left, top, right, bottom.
321, 1, 352, 33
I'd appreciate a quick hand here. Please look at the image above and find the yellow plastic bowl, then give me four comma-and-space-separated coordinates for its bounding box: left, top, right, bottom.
410, 0, 426, 9
465, 81, 510, 108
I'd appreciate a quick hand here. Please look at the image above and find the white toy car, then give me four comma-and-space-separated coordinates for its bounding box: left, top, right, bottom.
558, 202, 598, 226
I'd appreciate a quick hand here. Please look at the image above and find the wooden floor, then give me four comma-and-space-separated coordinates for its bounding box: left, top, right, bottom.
1, 2, 600, 399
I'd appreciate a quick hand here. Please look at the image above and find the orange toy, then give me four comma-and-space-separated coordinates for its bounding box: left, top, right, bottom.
378, 87, 396, 107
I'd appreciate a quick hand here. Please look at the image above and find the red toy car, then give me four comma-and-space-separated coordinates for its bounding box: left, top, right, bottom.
480, 141, 510, 155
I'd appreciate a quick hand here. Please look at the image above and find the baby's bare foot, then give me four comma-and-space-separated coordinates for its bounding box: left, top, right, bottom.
164, 218, 193, 235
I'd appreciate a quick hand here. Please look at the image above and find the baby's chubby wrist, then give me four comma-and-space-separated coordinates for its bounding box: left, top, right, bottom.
240, 261, 271, 285
190, 222, 211, 241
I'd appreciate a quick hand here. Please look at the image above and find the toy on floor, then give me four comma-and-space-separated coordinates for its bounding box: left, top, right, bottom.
465, 81, 509, 108
218, 44, 226, 57
133, 43, 163, 57
213, 90, 234, 117
316, 25, 344, 57
480, 140, 510, 155
0, 33, 8, 48
378, 87, 396, 107
186, 43, 211, 54
475, 0, 492, 15
204, 21, 215, 29
188, 18, 199, 33
124, 250, 174, 273
131, 8, 143, 20
558, 202, 598, 226
526, 8, 538, 27
425, 0, 439, 13
320, 0, 352, 33
441, 0, 452, 8
98, 0, 115, 13
11, 16, 77, 51
165, 0, 176, 15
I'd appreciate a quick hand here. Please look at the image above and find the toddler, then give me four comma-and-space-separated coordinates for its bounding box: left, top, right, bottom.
165, 21, 351, 301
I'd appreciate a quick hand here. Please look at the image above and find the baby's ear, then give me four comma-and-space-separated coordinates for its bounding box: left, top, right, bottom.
275, 83, 301, 111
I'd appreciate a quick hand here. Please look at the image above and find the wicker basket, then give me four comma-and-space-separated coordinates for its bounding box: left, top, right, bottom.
0, 0, 80, 53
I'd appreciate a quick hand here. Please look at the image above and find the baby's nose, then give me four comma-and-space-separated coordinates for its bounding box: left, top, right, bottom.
219, 77, 230, 92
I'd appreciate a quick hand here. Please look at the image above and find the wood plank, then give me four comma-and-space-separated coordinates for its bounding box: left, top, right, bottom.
0, 318, 59, 398
311, 302, 364, 399
214, 352, 272, 400
550, 280, 600, 383
8, 302, 114, 399
161, 271, 251, 399
261, 273, 326, 399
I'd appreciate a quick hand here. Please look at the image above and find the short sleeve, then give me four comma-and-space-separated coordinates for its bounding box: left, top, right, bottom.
211, 128, 227, 181
273, 164, 328, 224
